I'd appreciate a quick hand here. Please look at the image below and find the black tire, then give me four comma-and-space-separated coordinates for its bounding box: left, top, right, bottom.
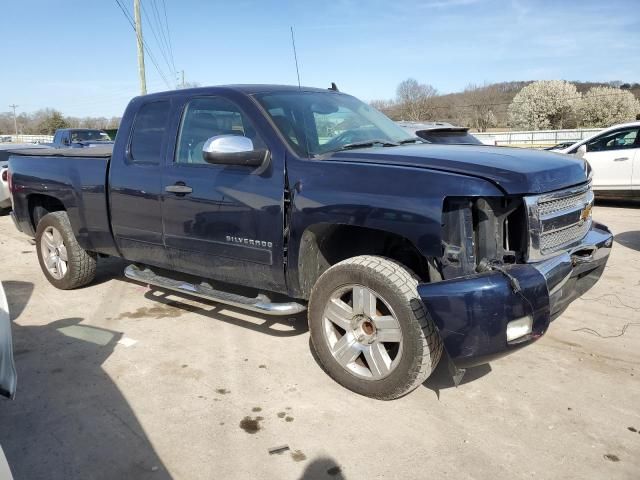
308, 255, 442, 400
35, 211, 96, 289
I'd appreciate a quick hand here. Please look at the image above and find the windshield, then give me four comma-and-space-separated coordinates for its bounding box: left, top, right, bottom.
255, 91, 419, 157
70, 130, 111, 142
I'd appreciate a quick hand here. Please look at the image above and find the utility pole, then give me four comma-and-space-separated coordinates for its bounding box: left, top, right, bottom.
176, 70, 184, 89
133, 0, 147, 95
9, 104, 18, 135
181, 70, 185, 89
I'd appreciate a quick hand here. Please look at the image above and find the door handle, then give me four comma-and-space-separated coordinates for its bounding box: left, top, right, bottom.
614, 157, 629, 161
165, 183, 193, 194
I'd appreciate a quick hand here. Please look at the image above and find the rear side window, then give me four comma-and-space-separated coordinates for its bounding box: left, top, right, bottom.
130, 101, 171, 164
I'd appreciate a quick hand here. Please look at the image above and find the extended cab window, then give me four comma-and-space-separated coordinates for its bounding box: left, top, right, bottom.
175, 97, 265, 164
130, 101, 171, 163
586, 127, 639, 152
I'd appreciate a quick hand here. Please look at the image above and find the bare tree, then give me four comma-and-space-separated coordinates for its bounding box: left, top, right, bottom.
396, 78, 438, 121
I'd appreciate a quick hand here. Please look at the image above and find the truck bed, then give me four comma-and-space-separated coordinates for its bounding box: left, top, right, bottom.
8, 148, 119, 257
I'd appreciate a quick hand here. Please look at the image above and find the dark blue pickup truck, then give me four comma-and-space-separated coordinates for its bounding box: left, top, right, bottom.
6, 85, 612, 399
50, 128, 113, 148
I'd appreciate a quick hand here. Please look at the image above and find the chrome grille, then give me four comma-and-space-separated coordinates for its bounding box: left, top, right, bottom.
539, 221, 591, 252
538, 190, 591, 217
525, 183, 594, 261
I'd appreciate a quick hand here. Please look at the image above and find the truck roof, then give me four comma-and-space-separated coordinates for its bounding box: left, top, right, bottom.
140, 84, 339, 100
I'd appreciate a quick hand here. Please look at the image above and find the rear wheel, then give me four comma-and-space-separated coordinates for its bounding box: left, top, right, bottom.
35, 211, 96, 289
308, 255, 442, 400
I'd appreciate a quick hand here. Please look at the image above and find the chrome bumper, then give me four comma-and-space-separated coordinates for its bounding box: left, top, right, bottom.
532, 222, 612, 318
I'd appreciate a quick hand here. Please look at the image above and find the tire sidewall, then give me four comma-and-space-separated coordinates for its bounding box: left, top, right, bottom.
309, 259, 430, 399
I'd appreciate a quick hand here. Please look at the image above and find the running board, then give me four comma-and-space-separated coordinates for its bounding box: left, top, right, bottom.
124, 264, 307, 316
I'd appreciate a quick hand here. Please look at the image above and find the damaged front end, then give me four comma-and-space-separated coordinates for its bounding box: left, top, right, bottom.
419, 184, 612, 372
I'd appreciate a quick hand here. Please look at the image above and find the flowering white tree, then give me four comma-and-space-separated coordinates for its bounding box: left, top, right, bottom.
579, 86, 640, 127
508, 80, 581, 130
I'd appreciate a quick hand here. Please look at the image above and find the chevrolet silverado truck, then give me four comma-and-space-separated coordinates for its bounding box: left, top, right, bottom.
7, 85, 612, 400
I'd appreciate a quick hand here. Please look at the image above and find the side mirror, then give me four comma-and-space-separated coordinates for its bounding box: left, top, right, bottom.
202, 135, 269, 169
576, 144, 587, 158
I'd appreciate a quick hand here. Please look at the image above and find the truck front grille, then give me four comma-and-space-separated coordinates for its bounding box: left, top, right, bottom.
525, 183, 594, 261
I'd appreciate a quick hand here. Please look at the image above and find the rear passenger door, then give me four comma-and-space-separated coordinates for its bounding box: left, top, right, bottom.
161, 95, 287, 292
109, 100, 172, 268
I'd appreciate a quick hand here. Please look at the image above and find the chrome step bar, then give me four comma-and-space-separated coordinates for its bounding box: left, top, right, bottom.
124, 264, 307, 316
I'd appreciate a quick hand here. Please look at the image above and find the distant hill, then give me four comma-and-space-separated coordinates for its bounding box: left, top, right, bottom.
376, 80, 640, 129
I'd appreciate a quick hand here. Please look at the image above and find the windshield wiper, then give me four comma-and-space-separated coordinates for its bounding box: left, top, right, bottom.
333, 139, 400, 152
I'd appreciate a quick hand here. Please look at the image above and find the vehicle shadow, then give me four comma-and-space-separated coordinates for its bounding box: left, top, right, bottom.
141, 287, 309, 337
298, 456, 345, 479
0, 281, 172, 480
614, 231, 640, 252
90, 255, 129, 286
85, 258, 309, 337
423, 358, 492, 399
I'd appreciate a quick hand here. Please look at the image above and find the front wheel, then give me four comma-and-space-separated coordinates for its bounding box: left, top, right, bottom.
308, 256, 442, 400
35, 211, 96, 289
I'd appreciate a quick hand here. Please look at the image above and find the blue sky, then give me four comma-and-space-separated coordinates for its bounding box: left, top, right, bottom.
1, 0, 639, 117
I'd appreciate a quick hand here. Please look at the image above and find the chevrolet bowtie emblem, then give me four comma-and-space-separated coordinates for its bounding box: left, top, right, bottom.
580, 204, 593, 222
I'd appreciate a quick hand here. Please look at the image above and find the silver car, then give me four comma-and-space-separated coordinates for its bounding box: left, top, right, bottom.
0, 144, 48, 210
0, 282, 16, 400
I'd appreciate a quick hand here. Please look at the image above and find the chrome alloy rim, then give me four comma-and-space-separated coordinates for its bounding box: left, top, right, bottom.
322, 284, 403, 380
40, 226, 68, 280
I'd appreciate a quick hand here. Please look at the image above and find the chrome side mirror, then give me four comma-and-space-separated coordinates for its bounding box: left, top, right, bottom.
202, 135, 269, 169
576, 144, 587, 158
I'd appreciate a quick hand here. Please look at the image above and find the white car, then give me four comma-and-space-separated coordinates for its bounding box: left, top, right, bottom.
558, 121, 640, 198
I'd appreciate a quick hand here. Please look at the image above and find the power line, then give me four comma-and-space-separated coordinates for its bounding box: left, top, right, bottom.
150, 0, 176, 75
160, 0, 177, 75
140, 0, 175, 81
113, 0, 172, 90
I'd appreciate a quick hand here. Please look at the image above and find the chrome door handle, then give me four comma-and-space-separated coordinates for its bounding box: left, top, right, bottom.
614, 157, 629, 161
165, 183, 193, 194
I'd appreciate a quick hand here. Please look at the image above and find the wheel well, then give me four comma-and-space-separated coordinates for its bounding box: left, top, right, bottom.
28, 194, 66, 231
297, 224, 431, 299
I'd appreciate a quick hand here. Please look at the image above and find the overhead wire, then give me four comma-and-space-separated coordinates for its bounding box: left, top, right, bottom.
113, 0, 173, 90
139, 0, 175, 81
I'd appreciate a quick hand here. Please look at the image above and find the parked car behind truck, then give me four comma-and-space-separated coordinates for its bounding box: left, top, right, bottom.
8, 85, 612, 399
1, 143, 48, 212
558, 121, 640, 199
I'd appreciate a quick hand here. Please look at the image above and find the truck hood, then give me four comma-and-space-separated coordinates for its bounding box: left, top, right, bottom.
326, 144, 587, 195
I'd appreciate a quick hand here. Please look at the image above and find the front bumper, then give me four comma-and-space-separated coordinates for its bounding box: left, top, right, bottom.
417, 222, 612, 369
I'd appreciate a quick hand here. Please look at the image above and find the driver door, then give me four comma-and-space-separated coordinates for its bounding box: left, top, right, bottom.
161, 96, 287, 292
